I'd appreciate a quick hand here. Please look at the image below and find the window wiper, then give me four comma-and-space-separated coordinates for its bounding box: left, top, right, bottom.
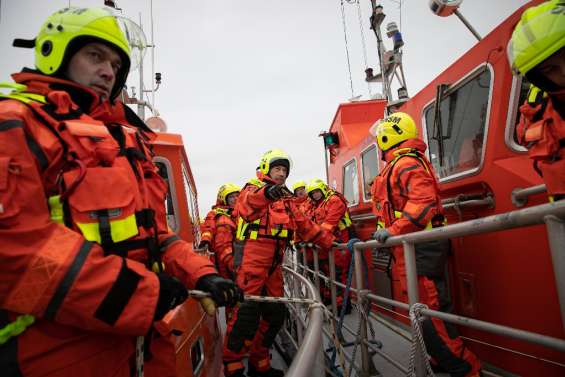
432, 84, 449, 167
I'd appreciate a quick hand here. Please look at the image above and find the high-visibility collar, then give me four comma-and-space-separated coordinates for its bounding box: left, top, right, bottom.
0, 82, 47, 104
214, 206, 232, 218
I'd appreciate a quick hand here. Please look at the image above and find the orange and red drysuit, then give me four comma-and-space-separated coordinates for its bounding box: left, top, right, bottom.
222, 173, 333, 375
201, 205, 237, 280
517, 86, 565, 199
311, 191, 353, 307
0, 71, 216, 377
371, 138, 481, 377
292, 196, 315, 262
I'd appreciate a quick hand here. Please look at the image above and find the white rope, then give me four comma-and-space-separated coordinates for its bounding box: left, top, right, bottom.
408, 303, 435, 377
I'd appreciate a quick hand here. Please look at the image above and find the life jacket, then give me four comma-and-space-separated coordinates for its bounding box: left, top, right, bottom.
517, 85, 565, 162
517, 85, 565, 197
0, 77, 167, 273
235, 178, 292, 242
371, 142, 444, 231
201, 205, 232, 244
324, 190, 353, 231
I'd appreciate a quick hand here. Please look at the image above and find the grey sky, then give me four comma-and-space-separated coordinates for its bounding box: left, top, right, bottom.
0, 0, 530, 216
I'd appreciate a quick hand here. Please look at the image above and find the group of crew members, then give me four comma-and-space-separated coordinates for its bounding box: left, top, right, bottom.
0, 1, 563, 377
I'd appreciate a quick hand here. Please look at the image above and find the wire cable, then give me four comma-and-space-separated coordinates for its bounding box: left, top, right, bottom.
339, 0, 355, 99
355, 0, 372, 97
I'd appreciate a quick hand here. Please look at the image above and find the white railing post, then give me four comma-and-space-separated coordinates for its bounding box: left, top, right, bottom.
544, 214, 565, 332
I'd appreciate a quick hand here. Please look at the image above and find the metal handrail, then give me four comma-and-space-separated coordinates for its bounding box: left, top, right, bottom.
512, 184, 547, 207
283, 266, 325, 377
335, 200, 565, 247
330, 200, 565, 376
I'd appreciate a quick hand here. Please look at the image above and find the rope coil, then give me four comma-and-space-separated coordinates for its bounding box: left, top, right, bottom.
408, 303, 435, 377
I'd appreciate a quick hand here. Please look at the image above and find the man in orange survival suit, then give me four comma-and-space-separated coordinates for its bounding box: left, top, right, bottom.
370, 113, 481, 377
290, 180, 315, 267
0, 7, 241, 377
223, 149, 335, 377
306, 178, 353, 312
508, 0, 565, 201
199, 183, 241, 280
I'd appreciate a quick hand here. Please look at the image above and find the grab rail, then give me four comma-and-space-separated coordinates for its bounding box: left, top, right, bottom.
512, 184, 547, 207
283, 267, 325, 377
331, 200, 565, 376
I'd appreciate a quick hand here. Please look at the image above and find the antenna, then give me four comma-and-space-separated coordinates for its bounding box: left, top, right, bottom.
116, 3, 164, 131
365, 2, 410, 110
429, 0, 482, 41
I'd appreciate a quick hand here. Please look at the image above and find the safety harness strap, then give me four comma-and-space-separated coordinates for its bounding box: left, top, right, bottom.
94, 258, 141, 326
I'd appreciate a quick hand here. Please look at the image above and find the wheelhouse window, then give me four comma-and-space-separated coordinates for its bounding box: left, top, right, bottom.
361, 145, 379, 201
506, 75, 530, 151
154, 158, 179, 232
342, 159, 359, 206
181, 162, 201, 244
424, 66, 492, 179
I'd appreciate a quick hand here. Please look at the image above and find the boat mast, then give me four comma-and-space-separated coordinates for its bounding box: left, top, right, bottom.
368, 1, 389, 102
364, 2, 410, 112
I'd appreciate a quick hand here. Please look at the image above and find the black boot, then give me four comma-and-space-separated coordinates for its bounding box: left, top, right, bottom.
247, 365, 285, 377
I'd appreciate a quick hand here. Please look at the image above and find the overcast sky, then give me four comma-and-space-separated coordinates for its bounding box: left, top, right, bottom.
0, 0, 530, 215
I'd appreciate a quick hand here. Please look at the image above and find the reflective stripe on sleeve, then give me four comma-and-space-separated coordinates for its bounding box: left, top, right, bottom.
44, 241, 93, 320
94, 258, 141, 326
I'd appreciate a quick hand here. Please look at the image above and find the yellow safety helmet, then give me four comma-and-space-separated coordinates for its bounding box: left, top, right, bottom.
217, 183, 241, 206
14, 7, 146, 99
258, 149, 292, 177
373, 112, 418, 151
292, 180, 307, 192
508, 0, 565, 76
306, 178, 330, 199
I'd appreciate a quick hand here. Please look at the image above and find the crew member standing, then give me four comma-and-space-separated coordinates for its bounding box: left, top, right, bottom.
0, 7, 240, 376
508, 0, 565, 201
306, 178, 353, 311
223, 149, 334, 377
371, 112, 481, 377
199, 183, 241, 279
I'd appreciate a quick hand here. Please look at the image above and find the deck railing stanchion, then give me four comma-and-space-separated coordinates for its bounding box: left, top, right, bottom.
313, 247, 321, 293
544, 214, 565, 332
353, 244, 375, 377
328, 248, 339, 317
403, 241, 427, 377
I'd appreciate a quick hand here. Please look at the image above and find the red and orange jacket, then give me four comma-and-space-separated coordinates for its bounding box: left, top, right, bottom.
201, 205, 237, 277
0, 71, 215, 369
371, 139, 443, 236
311, 191, 352, 243
517, 87, 565, 196
200, 207, 217, 245
234, 173, 333, 250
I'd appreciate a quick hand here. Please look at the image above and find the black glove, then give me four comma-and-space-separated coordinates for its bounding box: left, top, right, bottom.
264, 184, 290, 201
195, 274, 243, 307
154, 273, 189, 321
